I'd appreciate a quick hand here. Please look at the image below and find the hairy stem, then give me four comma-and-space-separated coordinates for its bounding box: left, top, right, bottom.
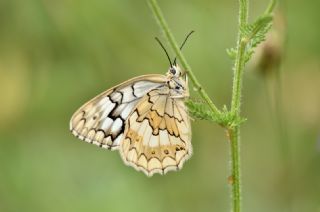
231, 38, 248, 115
265, 0, 277, 14
229, 0, 249, 211
228, 128, 241, 212
148, 0, 221, 119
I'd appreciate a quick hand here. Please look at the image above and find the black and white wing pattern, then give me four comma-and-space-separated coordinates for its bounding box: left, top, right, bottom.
70, 75, 167, 150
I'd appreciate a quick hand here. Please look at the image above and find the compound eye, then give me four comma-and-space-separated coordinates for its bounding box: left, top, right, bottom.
170, 68, 176, 75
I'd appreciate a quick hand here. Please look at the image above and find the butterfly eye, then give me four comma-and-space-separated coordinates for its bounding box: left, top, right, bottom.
175, 85, 180, 90
170, 68, 176, 75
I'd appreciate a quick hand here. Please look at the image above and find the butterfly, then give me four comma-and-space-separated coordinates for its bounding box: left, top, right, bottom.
70, 33, 194, 176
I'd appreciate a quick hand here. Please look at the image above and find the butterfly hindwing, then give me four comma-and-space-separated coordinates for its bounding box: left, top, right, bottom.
70, 75, 167, 150
119, 88, 192, 176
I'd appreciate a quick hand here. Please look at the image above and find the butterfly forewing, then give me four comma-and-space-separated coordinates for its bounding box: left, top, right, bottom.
119, 88, 192, 176
70, 75, 167, 150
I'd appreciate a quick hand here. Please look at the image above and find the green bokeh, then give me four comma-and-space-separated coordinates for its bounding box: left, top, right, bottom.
0, 0, 319, 211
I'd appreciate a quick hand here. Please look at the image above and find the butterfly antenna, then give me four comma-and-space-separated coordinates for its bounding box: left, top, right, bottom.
173, 30, 195, 65
155, 37, 173, 68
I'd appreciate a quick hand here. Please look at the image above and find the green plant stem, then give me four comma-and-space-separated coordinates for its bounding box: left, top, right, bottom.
228, 127, 241, 212
229, 0, 249, 211
148, 0, 221, 119
265, 0, 277, 14
239, 0, 249, 29
230, 38, 248, 115
228, 127, 242, 212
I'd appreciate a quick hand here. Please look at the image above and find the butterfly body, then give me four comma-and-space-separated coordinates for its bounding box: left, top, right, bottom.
70, 65, 192, 176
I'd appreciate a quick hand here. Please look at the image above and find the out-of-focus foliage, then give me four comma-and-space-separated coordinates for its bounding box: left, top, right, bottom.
0, 0, 319, 212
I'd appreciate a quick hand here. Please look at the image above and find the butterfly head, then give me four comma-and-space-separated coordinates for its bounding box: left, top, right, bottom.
166, 64, 188, 97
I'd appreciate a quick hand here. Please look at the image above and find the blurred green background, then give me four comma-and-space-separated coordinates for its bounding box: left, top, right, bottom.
0, 0, 319, 211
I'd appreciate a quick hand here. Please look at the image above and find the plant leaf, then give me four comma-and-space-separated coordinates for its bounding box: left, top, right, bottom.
242, 15, 274, 62
186, 100, 216, 122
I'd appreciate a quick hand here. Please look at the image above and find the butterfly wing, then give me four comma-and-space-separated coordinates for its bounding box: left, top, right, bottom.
70, 74, 167, 150
119, 88, 192, 176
